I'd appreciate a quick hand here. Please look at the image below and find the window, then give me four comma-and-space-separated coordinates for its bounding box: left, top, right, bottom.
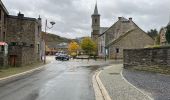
3, 32, 5, 41
10, 42, 18, 46
0, 10, 1, 20
4, 15, 6, 24
0, 46, 4, 52
95, 19, 97, 23
38, 26, 40, 37
37, 44, 40, 54
101, 45, 103, 53
116, 48, 119, 53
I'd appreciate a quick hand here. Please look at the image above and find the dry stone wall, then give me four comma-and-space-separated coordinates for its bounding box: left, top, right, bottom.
124, 47, 170, 68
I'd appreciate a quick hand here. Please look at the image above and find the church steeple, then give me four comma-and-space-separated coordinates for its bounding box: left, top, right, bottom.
93, 2, 99, 15
91, 1, 100, 55
91, 1, 100, 32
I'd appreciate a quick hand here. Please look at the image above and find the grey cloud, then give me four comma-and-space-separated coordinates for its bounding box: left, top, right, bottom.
2, 0, 170, 38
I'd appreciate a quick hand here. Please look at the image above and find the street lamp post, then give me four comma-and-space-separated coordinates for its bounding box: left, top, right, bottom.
44, 19, 55, 64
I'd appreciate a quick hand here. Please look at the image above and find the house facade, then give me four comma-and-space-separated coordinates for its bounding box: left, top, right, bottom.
159, 19, 170, 45
6, 13, 43, 66
0, 1, 43, 67
159, 28, 167, 45
0, 1, 8, 67
0, 1, 8, 42
91, 3, 154, 59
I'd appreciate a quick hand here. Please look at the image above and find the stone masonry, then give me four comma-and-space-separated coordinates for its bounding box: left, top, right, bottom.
108, 28, 154, 59
6, 13, 42, 67
0, 1, 43, 67
0, 1, 8, 67
94, 3, 155, 59
124, 47, 170, 68
0, 1, 8, 42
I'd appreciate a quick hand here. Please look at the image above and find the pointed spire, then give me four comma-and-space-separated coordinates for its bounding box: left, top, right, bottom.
93, 1, 99, 15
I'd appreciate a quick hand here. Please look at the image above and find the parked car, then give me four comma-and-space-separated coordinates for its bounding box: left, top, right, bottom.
55, 54, 69, 61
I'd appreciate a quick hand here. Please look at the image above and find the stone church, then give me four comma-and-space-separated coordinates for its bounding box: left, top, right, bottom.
91, 3, 154, 59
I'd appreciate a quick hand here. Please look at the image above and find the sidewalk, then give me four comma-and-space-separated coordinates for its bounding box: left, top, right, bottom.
98, 64, 152, 100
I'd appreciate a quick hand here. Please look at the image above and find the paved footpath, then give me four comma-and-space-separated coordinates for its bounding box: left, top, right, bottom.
99, 64, 152, 100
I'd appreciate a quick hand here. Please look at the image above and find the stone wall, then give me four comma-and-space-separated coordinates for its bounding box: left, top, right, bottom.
0, 52, 7, 67
123, 47, 170, 68
0, 6, 8, 41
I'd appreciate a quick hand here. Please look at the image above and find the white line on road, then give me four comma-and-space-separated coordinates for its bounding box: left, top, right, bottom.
120, 70, 154, 100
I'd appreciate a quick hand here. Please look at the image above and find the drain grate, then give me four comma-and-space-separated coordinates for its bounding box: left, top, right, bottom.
109, 73, 119, 75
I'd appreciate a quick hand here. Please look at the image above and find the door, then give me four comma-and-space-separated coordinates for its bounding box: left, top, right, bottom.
9, 55, 17, 67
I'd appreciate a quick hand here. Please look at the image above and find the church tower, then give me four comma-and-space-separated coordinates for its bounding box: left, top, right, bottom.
91, 2, 100, 54
91, 3, 100, 40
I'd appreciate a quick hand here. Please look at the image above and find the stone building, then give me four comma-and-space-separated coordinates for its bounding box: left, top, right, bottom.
0, 1, 43, 67
46, 43, 68, 55
159, 19, 170, 45
159, 27, 167, 45
0, 1, 9, 67
0, 1, 8, 42
6, 13, 42, 66
91, 3, 108, 55
91, 3, 154, 59
91, 3, 100, 54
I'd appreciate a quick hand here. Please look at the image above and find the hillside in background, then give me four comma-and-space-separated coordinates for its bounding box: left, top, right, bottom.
42, 32, 72, 48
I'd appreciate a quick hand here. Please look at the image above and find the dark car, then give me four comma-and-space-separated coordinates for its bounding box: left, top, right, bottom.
55, 54, 69, 61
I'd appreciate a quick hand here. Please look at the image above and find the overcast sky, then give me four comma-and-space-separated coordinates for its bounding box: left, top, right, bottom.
2, 0, 170, 39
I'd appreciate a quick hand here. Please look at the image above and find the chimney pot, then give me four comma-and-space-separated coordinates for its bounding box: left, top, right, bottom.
118, 17, 122, 20
18, 12, 24, 18
129, 17, 132, 21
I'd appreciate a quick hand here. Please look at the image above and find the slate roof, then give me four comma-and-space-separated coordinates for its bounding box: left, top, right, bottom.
120, 17, 129, 22
8, 15, 37, 21
100, 27, 109, 34
105, 29, 135, 47
0, 0, 9, 14
56, 42, 68, 49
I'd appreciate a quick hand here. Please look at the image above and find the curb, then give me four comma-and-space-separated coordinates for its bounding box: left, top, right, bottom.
92, 71, 104, 100
0, 61, 52, 86
93, 68, 112, 100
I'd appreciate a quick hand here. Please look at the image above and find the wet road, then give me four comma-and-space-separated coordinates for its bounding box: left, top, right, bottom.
0, 57, 115, 100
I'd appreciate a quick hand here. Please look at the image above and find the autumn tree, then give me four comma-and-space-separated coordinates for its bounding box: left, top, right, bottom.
81, 37, 97, 55
166, 25, 170, 44
68, 41, 80, 57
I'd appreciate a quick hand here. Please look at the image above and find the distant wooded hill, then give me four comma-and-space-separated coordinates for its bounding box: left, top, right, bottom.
42, 32, 72, 48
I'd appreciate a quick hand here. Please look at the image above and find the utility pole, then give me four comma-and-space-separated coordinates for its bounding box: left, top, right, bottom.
43, 19, 55, 64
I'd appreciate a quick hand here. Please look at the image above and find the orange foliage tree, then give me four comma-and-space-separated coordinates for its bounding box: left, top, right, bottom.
68, 41, 80, 56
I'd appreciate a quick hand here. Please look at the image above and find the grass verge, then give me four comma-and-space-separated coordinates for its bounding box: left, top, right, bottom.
0, 62, 45, 78
129, 66, 170, 75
